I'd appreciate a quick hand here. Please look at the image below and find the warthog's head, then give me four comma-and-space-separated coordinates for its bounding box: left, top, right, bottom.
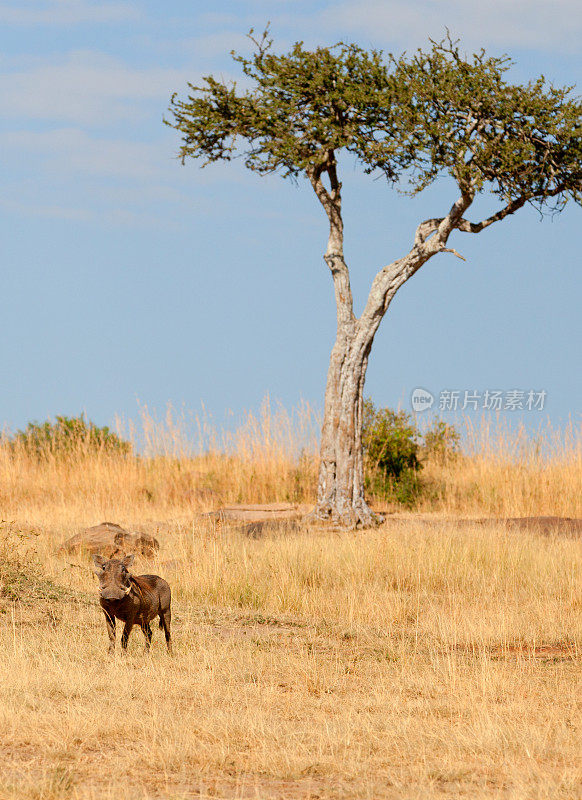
93, 554, 135, 600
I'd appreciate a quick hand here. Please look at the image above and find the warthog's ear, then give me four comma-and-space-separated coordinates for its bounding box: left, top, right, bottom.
122, 554, 135, 569
92, 554, 106, 574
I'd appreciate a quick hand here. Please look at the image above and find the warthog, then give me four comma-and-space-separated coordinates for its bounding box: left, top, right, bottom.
93, 554, 172, 654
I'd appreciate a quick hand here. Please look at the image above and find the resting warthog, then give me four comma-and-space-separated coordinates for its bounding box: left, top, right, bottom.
92, 554, 172, 654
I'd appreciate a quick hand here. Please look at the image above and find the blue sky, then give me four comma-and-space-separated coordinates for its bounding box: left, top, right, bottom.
1, 0, 580, 436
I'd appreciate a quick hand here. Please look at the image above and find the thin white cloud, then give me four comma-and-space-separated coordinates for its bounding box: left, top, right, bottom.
0, 51, 196, 125
0, 125, 254, 226
0, 144, 191, 226
174, 31, 251, 61
320, 0, 582, 53
0, 128, 166, 178
0, 195, 93, 221
0, 117, 256, 187
196, 12, 242, 27
0, 0, 138, 24
140, 30, 257, 76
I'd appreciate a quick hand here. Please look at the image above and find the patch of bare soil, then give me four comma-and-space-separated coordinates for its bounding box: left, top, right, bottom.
381, 515, 582, 536
205, 507, 582, 538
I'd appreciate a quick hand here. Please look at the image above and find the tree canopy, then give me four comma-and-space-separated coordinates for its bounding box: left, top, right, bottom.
168, 31, 582, 220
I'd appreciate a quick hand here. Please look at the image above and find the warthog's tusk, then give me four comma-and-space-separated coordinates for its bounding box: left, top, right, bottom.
123, 585, 132, 596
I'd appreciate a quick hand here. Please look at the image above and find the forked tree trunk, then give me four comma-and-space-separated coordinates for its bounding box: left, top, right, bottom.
308, 162, 466, 527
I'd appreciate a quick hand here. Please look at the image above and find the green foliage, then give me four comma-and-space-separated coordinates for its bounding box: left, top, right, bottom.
390, 35, 582, 207
10, 414, 131, 458
168, 29, 407, 181
362, 401, 460, 506
168, 29, 582, 211
362, 401, 422, 507
363, 400, 421, 479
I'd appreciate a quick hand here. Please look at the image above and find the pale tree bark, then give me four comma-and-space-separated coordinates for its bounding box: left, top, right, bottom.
308, 164, 522, 527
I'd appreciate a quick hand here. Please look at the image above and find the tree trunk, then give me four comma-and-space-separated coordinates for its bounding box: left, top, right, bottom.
307, 160, 387, 528
312, 329, 379, 527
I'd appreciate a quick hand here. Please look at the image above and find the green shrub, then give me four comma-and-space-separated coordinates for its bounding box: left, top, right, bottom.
362, 400, 422, 505
362, 400, 460, 507
362, 400, 421, 478
10, 414, 131, 458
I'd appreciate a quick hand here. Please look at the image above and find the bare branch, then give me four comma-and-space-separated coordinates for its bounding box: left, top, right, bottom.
326, 153, 342, 203
415, 186, 568, 248
455, 184, 571, 233
246, 25, 273, 58
457, 195, 529, 232
440, 247, 466, 260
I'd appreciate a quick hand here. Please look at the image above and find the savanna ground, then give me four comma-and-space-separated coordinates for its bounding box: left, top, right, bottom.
1, 403, 581, 799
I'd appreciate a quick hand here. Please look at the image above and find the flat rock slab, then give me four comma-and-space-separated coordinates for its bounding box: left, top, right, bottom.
205, 503, 308, 523
201, 503, 310, 538
59, 522, 160, 558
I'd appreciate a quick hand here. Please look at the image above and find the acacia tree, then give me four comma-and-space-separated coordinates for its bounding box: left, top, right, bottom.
168, 32, 581, 527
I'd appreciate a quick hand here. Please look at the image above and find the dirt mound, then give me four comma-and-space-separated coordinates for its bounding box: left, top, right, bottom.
59, 522, 160, 558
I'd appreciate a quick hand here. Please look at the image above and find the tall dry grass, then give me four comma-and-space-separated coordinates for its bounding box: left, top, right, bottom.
0, 399, 320, 528
0, 401, 580, 528
418, 415, 582, 517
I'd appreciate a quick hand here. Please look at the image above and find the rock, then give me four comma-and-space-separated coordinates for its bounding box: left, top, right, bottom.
205, 503, 307, 524
59, 522, 160, 558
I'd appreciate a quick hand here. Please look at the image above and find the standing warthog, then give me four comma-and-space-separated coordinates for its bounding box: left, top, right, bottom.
92, 554, 172, 654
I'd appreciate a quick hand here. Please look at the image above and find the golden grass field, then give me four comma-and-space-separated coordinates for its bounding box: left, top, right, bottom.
1, 405, 581, 799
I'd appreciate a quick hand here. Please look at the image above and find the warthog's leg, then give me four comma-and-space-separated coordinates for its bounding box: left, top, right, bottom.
121, 616, 136, 651
103, 610, 116, 654
141, 622, 153, 651
159, 608, 172, 654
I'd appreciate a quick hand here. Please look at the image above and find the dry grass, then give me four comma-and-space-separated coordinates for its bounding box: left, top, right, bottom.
0, 400, 320, 528
1, 405, 581, 798
1, 404, 580, 527
417, 416, 582, 518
